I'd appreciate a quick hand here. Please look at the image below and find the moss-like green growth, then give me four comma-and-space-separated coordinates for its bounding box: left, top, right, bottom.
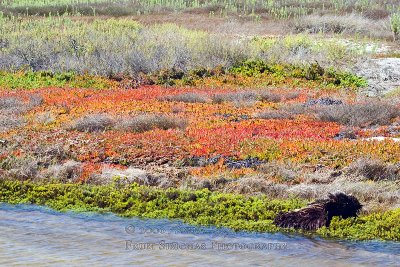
1, 179, 399, 241
0, 71, 114, 90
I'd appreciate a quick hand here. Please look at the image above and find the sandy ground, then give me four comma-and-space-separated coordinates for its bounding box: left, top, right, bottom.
355, 57, 400, 96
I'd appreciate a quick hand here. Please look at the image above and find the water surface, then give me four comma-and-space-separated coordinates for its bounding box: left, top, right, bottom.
0, 204, 399, 266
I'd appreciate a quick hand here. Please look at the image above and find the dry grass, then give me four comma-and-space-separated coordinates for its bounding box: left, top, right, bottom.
0, 19, 249, 75
70, 113, 115, 132
255, 110, 294, 120
117, 114, 187, 132
211, 91, 259, 107
257, 161, 298, 182
285, 180, 400, 212
223, 176, 276, 195
0, 96, 27, 114
69, 113, 188, 133
46, 160, 83, 183
284, 91, 301, 100
159, 92, 208, 103
0, 96, 22, 108
35, 112, 56, 125
0, 115, 25, 132
281, 103, 308, 115
291, 14, 392, 39
212, 91, 285, 106
363, 8, 390, 20
32, 144, 68, 163
259, 91, 282, 103
5, 157, 39, 181
180, 160, 400, 211
28, 94, 44, 107
0, 95, 44, 132
348, 158, 400, 181
315, 101, 399, 127
88, 167, 163, 186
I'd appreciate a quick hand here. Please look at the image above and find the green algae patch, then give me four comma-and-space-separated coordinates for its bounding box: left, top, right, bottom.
1, 179, 399, 241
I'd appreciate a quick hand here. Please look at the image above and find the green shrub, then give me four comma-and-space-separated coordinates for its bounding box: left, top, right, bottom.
230, 60, 271, 77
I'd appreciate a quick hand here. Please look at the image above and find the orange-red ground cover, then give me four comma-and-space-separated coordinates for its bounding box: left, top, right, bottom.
1, 85, 399, 181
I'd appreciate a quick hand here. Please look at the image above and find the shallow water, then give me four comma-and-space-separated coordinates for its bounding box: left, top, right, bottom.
0, 204, 399, 267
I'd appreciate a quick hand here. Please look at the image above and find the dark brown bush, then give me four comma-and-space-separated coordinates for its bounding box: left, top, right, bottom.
333, 128, 357, 140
